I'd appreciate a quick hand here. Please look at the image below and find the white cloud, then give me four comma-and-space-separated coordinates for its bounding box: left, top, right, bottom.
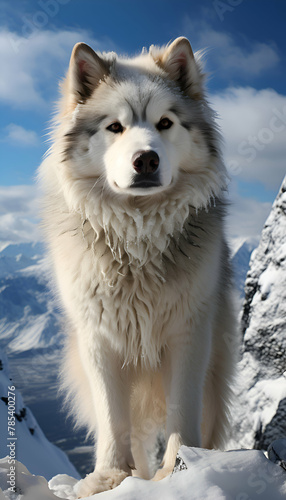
3, 123, 39, 146
182, 20, 284, 196
0, 28, 116, 109
0, 185, 39, 213
183, 18, 279, 78
225, 188, 272, 246
0, 185, 41, 246
211, 87, 286, 191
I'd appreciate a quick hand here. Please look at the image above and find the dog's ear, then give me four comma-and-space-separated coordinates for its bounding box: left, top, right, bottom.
67, 43, 110, 104
152, 37, 203, 100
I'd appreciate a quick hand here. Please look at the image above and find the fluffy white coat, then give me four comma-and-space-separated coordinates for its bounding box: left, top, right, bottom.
38, 37, 238, 497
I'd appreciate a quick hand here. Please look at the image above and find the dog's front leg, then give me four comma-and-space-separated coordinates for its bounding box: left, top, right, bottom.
153, 322, 212, 481
75, 341, 134, 497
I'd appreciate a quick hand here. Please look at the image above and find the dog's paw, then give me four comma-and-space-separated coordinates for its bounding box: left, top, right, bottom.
74, 468, 128, 498
152, 466, 173, 482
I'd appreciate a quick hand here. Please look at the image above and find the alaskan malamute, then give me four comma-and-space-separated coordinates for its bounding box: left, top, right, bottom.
39, 37, 237, 497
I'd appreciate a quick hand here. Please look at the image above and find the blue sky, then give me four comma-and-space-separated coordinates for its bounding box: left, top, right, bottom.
0, 0, 285, 247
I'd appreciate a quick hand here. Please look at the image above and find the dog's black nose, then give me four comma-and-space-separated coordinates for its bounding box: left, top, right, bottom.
132, 150, 160, 174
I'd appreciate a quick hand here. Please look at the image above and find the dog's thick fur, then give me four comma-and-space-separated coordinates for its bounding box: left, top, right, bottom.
39, 37, 237, 496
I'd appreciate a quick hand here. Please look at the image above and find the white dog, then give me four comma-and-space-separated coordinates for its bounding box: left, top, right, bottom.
38, 37, 237, 497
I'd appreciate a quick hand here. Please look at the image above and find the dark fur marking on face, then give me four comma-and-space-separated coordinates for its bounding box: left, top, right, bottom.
169, 106, 193, 131
181, 122, 192, 131
169, 103, 219, 157
62, 115, 107, 162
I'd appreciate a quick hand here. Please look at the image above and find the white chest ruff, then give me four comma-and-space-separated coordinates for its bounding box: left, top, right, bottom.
50, 171, 221, 369
68, 191, 197, 368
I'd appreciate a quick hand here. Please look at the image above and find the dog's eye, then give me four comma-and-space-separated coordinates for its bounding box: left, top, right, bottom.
157, 117, 173, 131
106, 122, 124, 134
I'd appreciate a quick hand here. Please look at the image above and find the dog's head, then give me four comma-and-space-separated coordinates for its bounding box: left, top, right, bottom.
56, 37, 225, 206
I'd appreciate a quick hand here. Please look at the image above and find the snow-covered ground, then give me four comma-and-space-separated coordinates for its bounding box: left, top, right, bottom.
1, 445, 286, 499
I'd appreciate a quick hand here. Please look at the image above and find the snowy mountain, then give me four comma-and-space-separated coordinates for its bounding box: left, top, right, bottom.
231, 238, 258, 298
0, 348, 79, 481
0, 243, 94, 477
0, 243, 62, 355
230, 175, 286, 450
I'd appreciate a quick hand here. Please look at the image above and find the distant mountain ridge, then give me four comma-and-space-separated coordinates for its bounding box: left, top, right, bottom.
0, 243, 62, 355
231, 238, 258, 298
0, 242, 44, 259
0, 243, 43, 280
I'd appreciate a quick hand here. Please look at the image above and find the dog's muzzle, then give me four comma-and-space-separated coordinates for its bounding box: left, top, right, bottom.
130, 150, 161, 188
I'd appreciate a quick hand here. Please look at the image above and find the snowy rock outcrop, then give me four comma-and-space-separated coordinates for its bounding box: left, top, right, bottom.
231, 176, 286, 449
241, 176, 286, 372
